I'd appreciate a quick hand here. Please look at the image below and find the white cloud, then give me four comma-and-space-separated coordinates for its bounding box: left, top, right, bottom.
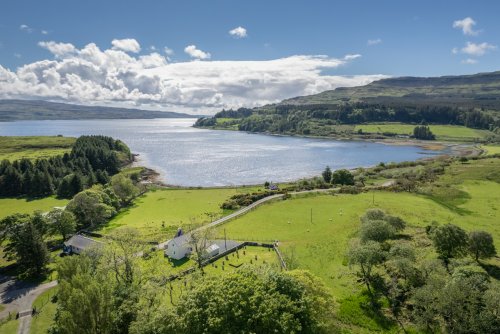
229, 26, 247, 38
462, 58, 477, 64
451, 47, 459, 54
38, 41, 77, 57
111, 38, 141, 53
20, 24, 33, 33
461, 41, 496, 56
184, 45, 210, 60
14, 53, 22, 59
343, 54, 361, 61
367, 38, 382, 46
164, 47, 174, 55
0, 40, 385, 114
453, 17, 479, 36
41, 30, 49, 35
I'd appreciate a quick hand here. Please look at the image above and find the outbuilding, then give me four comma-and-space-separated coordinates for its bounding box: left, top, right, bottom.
63, 234, 102, 255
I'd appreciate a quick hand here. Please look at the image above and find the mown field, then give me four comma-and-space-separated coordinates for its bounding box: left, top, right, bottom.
98, 186, 265, 242
0, 196, 69, 219
0, 136, 75, 161
354, 123, 488, 141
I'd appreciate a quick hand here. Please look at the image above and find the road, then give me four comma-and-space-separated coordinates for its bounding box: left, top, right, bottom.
0, 275, 57, 334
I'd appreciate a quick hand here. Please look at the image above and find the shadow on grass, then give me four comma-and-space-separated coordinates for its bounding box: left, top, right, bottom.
338, 291, 395, 331
170, 257, 190, 268
480, 261, 500, 280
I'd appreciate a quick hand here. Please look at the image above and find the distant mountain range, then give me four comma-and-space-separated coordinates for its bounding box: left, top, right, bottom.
0, 100, 196, 121
280, 71, 500, 110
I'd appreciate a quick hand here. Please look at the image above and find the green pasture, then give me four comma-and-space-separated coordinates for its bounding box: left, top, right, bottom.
99, 186, 264, 242
354, 123, 488, 141
0, 136, 75, 161
31, 287, 58, 334
0, 196, 69, 219
482, 144, 500, 155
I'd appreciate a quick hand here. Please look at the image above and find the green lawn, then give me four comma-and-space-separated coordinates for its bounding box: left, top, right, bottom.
0, 136, 75, 161
354, 123, 488, 141
0, 196, 69, 219
31, 287, 58, 334
99, 186, 264, 242
0, 317, 18, 334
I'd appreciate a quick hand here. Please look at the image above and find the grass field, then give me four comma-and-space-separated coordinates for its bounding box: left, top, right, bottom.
482, 144, 500, 155
0, 136, 75, 161
214, 159, 500, 300
0, 196, 69, 219
99, 186, 264, 242
0, 317, 18, 334
31, 287, 58, 334
354, 123, 488, 141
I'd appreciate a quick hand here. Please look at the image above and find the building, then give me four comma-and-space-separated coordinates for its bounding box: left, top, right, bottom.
203, 243, 220, 259
63, 234, 102, 255
164, 229, 193, 260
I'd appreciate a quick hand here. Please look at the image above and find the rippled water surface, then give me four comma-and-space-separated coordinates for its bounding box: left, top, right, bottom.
0, 118, 444, 186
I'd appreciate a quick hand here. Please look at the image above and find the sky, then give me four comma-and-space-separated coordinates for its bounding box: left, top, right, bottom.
0, 0, 499, 114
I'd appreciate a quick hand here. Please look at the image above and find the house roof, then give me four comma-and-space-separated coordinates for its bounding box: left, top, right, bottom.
64, 235, 102, 250
205, 244, 220, 253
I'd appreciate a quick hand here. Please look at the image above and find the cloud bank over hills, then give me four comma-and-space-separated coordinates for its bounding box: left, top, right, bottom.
0, 39, 385, 114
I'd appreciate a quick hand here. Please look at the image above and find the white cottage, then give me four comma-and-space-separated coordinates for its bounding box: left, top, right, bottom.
164, 230, 192, 260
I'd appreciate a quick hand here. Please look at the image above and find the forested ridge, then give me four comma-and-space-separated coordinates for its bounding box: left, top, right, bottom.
0, 135, 132, 198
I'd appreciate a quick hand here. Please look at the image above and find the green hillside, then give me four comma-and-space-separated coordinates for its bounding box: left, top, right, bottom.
196, 71, 500, 142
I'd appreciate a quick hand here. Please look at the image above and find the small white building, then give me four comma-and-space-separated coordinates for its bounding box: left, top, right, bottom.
63, 235, 102, 254
164, 230, 192, 260
203, 244, 220, 259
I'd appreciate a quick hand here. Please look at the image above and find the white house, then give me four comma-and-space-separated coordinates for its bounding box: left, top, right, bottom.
164, 230, 192, 260
63, 234, 102, 255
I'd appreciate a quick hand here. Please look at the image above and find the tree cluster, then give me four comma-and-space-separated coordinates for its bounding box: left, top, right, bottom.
348, 210, 499, 333
0, 135, 131, 198
413, 125, 436, 140
322, 166, 355, 185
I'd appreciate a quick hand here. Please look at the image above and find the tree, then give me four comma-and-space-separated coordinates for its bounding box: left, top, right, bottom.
468, 230, 497, 262
359, 220, 394, 243
431, 224, 469, 264
348, 240, 386, 304
322, 166, 332, 183
47, 208, 76, 240
67, 189, 117, 229
0, 214, 50, 276
131, 268, 337, 334
110, 174, 138, 206
330, 169, 354, 185
413, 125, 435, 140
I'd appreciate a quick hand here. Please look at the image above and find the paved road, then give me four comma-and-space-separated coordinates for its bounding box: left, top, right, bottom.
0, 275, 57, 334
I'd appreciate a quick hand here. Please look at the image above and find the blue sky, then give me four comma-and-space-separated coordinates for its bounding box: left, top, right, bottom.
0, 0, 499, 113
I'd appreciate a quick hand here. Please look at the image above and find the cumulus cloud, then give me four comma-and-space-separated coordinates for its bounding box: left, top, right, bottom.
38, 41, 77, 57
111, 38, 141, 53
0, 40, 386, 114
164, 47, 174, 55
453, 17, 479, 36
20, 24, 33, 33
184, 45, 210, 60
461, 41, 496, 56
367, 38, 382, 46
462, 58, 477, 65
229, 26, 247, 38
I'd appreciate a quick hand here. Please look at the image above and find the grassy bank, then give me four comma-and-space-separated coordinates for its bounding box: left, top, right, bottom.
0, 196, 69, 219
0, 136, 75, 161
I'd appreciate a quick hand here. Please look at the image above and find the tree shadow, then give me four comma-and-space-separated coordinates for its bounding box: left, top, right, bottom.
170, 257, 190, 268
479, 262, 500, 280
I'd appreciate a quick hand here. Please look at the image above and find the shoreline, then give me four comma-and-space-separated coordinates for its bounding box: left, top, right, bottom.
130, 130, 483, 190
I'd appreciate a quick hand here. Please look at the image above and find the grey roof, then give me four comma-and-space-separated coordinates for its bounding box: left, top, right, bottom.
64, 235, 102, 249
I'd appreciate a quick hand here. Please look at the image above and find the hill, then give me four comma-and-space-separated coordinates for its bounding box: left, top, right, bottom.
282, 71, 500, 110
0, 99, 195, 121
195, 71, 500, 142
